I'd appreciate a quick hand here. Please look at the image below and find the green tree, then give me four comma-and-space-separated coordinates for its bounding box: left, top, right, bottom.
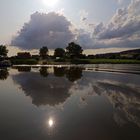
66, 42, 83, 58
0, 45, 8, 57
39, 46, 48, 59
54, 48, 65, 58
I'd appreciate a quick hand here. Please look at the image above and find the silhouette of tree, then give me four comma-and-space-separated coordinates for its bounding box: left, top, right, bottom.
54, 67, 66, 77
0, 68, 9, 80
39, 46, 48, 59
66, 67, 83, 82
54, 48, 65, 58
0, 45, 8, 58
66, 42, 83, 58
40, 67, 49, 77
17, 52, 31, 59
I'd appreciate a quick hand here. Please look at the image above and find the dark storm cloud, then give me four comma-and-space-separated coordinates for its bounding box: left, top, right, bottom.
11, 12, 75, 49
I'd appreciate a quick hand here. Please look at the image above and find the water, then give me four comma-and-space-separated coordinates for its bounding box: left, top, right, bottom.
0, 64, 140, 140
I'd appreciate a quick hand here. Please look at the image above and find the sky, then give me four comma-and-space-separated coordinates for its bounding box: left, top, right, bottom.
0, 0, 139, 56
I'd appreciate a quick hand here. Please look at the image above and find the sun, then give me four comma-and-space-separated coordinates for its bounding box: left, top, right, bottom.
42, 0, 59, 7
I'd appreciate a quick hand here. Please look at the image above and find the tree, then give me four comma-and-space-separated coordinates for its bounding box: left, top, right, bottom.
66, 42, 83, 58
54, 48, 65, 58
17, 52, 31, 59
0, 45, 8, 58
39, 46, 48, 59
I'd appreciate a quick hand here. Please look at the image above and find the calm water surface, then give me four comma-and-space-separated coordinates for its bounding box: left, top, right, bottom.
0, 64, 140, 140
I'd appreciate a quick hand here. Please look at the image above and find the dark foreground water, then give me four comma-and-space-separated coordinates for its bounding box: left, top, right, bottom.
0, 64, 140, 140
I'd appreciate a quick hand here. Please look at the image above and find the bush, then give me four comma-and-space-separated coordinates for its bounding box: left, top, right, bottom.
71, 59, 90, 64
55, 58, 66, 62
11, 59, 38, 65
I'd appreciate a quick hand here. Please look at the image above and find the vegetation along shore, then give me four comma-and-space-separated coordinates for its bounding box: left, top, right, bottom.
0, 42, 140, 66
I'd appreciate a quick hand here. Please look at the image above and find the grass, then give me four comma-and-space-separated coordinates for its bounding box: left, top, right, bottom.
10, 58, 140, 65
71, 59, 140, 64
11, 59, 38, 65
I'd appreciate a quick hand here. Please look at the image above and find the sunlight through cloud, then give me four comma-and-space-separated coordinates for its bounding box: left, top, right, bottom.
42, 0, 59, 7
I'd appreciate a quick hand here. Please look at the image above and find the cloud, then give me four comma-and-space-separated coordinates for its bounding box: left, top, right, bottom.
75, 0, 140, 49
11, 0, 140, 50
76, 29, 94, 49
11, 12, 75, 50
79, 10, 89, 22
12, 69, 72, 107
92, 0, 140, 48
116, 0, 123, 4
69, 70, 140, 127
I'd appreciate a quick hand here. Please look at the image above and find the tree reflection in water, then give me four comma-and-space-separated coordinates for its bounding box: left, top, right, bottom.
0, 68, 9, 80
39, 67, 83, 82
54, 67, 66, 77
66, 67, 83, 82
12, 67, 83, 107
13, 66, 31, 72
11, 66, 140, 128
40, 67, 49, 77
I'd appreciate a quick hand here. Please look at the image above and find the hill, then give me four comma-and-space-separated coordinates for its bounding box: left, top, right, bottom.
94, 49, 140, 59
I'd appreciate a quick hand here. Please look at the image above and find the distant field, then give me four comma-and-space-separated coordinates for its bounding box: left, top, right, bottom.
71, 59, 140, 64
10, 58, 140, 65
11, 59, 38, 65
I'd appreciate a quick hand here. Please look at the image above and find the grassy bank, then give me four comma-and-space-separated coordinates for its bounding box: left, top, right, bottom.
71, 59, 140, 64
10, 58, 140, 65
11, 59, 38, 65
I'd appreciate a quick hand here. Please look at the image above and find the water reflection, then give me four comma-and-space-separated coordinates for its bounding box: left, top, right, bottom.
97, 81, 140, 127
0, 68, 9, 80
12, 67, 84, 107
54, 67, 83, 82
48, 118, 55, 128
1, 65, 140, 140
13, 66, 31, 72
69, 76, 140, 128
11, 66, 140, 128
54, 67, 66, 77
40, 67, 49, 77
65, 67, 83, 82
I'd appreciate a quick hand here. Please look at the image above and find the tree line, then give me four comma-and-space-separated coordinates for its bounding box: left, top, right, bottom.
0, 42, 84, 59
39, 42, 83, 59
0, 66, 83, 82
0, 42, 140, 61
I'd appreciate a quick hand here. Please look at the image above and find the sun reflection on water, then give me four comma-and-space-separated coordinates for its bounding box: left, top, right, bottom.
47, 118, 55, 128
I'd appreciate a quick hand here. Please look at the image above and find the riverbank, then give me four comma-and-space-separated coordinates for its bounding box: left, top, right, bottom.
71, 59, 140, 64
10, 58, 140, 65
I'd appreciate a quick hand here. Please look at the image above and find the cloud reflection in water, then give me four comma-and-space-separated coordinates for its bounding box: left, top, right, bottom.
11, 66, 140, 128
